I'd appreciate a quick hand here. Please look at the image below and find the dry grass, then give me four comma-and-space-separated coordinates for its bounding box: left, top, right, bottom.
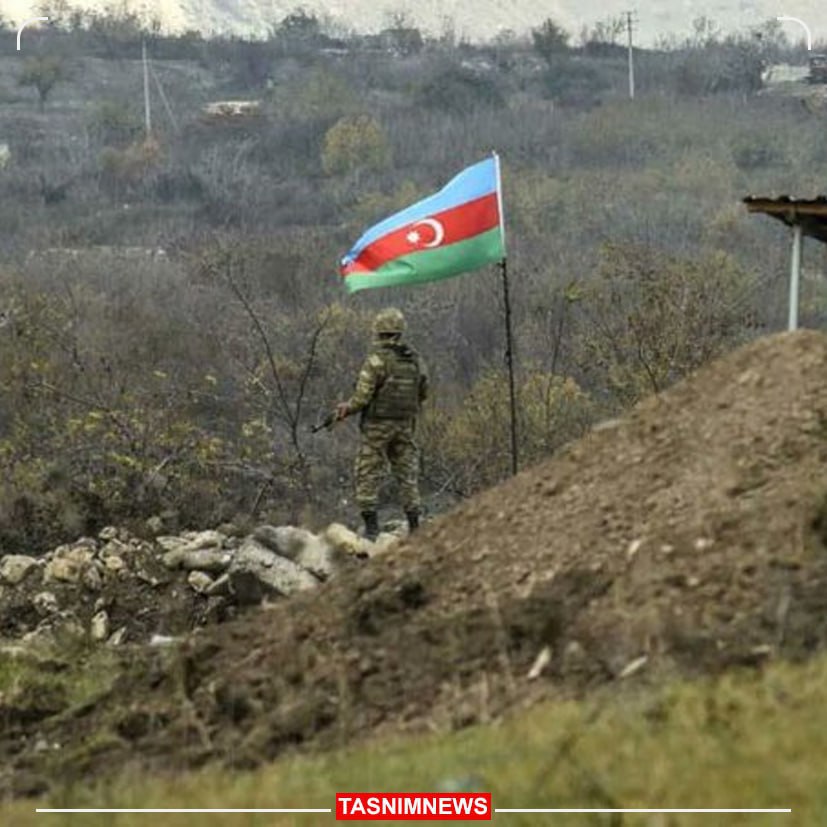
4, 653, 824, 826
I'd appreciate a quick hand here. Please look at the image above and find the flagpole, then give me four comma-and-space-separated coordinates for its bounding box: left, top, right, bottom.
493, 151, 518, 476
500, 257, 519, 475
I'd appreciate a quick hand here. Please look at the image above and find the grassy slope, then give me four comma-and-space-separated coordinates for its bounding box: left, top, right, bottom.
4, 654, 824, 826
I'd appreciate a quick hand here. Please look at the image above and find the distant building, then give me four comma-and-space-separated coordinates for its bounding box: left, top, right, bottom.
201, 100, 263, 121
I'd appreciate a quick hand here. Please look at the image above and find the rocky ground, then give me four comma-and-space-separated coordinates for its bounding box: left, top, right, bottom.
0, 521, 396, 650
2, 329, 827, 797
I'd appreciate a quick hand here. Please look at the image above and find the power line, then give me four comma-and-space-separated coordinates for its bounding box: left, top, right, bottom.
150, 61, 179, 133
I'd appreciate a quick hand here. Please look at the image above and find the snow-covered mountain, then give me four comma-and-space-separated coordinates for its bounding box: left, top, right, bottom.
2, 0, 826, 46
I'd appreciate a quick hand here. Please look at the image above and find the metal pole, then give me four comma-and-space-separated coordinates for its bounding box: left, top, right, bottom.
789, 223, 802, 331
142, 39, 152, 137
500, 258, 519, 475
626, 11, 635, 99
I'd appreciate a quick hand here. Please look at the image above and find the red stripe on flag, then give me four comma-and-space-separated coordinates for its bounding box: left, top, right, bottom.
341, 193, 499, 276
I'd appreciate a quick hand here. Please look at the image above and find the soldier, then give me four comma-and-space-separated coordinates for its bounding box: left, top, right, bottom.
336, 308, 429, 541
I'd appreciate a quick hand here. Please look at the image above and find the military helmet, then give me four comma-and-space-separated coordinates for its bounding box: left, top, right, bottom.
372, 307, 406, 336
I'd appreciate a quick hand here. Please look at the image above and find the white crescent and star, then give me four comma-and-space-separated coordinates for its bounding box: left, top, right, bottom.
406, 218, 445, 248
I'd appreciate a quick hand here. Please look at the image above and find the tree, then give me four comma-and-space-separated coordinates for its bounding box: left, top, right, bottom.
274, 8, 321, 48
380, 25, 424, 56
575, 244, 753, 405
689, 15, 721, 48
417, 65, 505, 114
19, 56, 65, 111
591, 15, 625, 45
581, 15, 626, 56
321, 115, 391, 176
531, 17, 569, 63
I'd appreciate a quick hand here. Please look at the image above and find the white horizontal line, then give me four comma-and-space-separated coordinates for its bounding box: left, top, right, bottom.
36, 809, 332, 814
495, 809, 792, 814
35, 806, 793, 815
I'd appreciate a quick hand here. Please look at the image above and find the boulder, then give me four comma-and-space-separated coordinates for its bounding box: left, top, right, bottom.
107, 626, 128, 646
150, 634, 177, 647
155, 536, 190, 556
159, 509, 180, 531
157, 531, 229, 567
187, 571, 214, 595
297, 536, 341, 580
252, 525, 325, 561
22, 612, 85, 645
161, 548, 232, 574
145, 516, 164, 536
53, 539, 97, 560
0, 555, 39, 586
45, 557, 88, 584
323, 523, 371, 558
32, 592, 59, 617
104, 556, 126, 574
252, 525, 296, 558
82, 564, 104, 591
180, 530, 226, 550
90, 611, 110, 642
227, 538, 318, 606
206, 573, 232, 597
99, 539, 130, 559
98, 526, 119, 542
46, 541, 97, 583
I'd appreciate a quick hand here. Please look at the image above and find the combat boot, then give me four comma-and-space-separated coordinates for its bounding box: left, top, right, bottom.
406, 509, 420, 534
361, 510, 379, 542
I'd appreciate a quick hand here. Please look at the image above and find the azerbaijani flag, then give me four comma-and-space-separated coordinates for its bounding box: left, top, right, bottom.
339, 154, 506, 293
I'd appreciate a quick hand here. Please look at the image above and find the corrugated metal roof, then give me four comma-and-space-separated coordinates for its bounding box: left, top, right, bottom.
744, 195, 827, 204
743, 196, 827, 243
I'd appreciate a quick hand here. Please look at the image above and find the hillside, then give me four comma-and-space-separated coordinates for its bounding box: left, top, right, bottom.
3, 0, 827, 44
3, 328, 826, 795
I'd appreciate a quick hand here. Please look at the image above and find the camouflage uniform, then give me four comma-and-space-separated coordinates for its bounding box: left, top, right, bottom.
342, 309, 429, 534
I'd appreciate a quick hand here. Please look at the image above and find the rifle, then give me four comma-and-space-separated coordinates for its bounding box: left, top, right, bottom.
311, 411, 337, 433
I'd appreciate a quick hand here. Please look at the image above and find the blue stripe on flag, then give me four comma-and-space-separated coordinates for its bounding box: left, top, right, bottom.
341, 157, 498, 265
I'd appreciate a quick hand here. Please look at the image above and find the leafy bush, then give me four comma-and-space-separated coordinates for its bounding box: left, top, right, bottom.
99, 138, 162, 191
574, 244, 755, 405
18, 55, 65, 111
542, 59, 610, 107
322, 115, 392, 176
416, 65, 505, 114
421, 369, 594, 495
673, 42, 763, 96
731, 132, 783, 170
89, 100, 143, 147
532, 18, 570, 63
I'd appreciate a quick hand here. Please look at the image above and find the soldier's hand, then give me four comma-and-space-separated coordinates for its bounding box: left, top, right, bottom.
335, 402, 350, 421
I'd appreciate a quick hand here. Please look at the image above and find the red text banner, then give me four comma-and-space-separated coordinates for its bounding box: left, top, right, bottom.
336, 793, 492, 821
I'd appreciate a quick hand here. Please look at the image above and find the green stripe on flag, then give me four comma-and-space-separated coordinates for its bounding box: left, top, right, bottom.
344, 227, 504, 293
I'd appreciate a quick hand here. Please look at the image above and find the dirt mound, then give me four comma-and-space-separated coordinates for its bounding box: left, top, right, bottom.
5, 330, 827, 794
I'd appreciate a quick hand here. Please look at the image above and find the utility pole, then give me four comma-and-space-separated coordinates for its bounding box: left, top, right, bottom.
625, 10, 636, 99
142, 38, 152, 137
